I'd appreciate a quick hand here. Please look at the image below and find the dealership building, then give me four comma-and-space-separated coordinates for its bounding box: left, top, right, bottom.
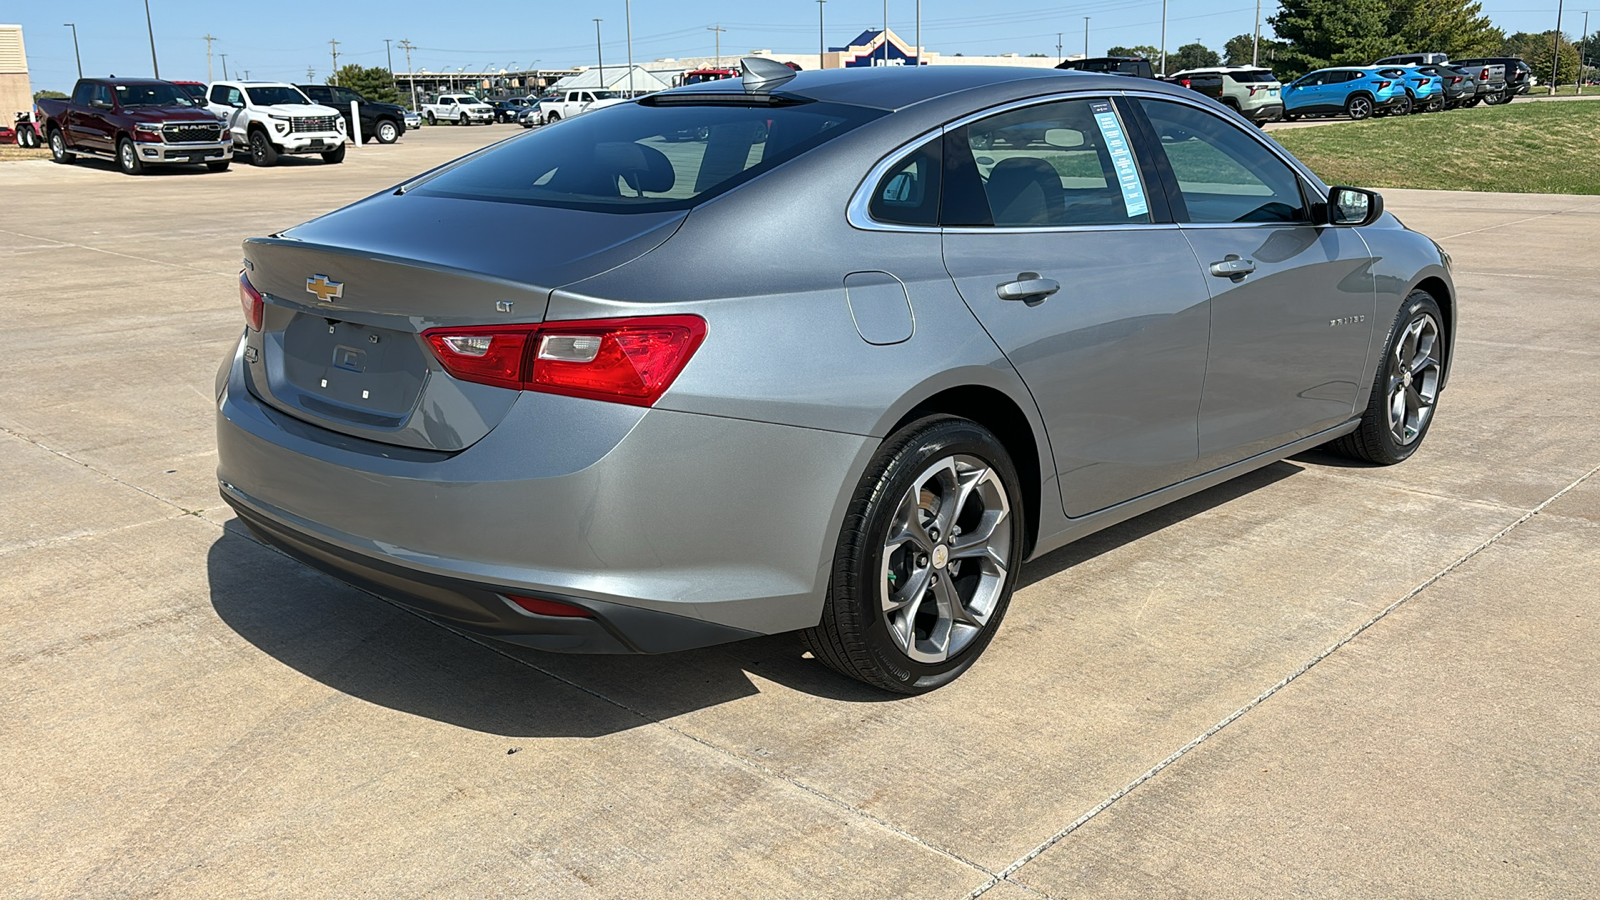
1, 24, 31, 122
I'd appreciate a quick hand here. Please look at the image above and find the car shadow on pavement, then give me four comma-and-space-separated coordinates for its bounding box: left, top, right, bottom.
207, 461, 1303, 736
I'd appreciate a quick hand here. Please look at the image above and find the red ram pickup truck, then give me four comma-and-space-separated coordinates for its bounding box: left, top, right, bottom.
36, 77, 233, 175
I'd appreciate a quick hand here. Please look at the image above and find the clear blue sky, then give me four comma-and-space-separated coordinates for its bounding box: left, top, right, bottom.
14, 1, 1585, 93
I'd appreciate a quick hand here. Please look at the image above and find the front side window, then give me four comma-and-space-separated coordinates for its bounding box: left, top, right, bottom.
1138, 99, 1308, 225
945, 97, 1152, 227
414, 100, 881, 213
245, 86, 311, 106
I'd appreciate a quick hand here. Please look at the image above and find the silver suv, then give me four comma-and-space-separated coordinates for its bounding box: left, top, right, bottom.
1168, 67, 1284, 125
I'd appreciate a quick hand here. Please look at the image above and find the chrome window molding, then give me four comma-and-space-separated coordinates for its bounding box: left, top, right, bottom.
847, 86, 1332, 235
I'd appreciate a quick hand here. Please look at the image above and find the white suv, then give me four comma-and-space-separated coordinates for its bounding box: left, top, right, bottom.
206, 81, 347, 167
422, 94, 495, 126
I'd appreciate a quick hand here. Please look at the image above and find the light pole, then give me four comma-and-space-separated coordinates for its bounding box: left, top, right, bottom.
1084, 17, 1090, 59
594, 19, 604, 86
625, 0, 634, 97
818, 0, 826, 68
1550, 0, 1565, 94
385, 39, 394, 77
883, 0, 889, 65
1579, 11, 1590, 95
220, 53, 228, 79
1160, 0, 1168, 74
915, 0, 921, 66
64, 24, 82, 79
143, 0, 161, 78
1252, 0, 1261, 67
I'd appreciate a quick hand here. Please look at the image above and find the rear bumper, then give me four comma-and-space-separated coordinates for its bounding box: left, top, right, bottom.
215, 336, 873, 648
1242, 102, 1283, 122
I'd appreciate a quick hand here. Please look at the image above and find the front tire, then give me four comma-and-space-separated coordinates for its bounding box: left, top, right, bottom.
459, 113, 469, 126
321, 143, 346, 164
248, 129, 278, 167
1326, 291, 1446, 465
375, 119, 399, 143
801, 416, 1025, 695
116, 137, 144, 175
1346, 94, 1374, 120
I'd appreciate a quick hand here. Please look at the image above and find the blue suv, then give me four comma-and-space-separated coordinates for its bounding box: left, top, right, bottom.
1374, 65, 1446, 114
1283, 67, 1408, 121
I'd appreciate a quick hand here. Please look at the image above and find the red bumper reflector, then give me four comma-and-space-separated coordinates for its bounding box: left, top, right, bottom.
507, 594, 594, 618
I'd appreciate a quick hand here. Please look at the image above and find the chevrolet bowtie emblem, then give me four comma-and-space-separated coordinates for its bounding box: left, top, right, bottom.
306, 274, 343, 302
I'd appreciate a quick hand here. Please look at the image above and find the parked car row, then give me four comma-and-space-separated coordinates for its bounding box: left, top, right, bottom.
30, 76, 420, 174
1058, 52, 1537, 125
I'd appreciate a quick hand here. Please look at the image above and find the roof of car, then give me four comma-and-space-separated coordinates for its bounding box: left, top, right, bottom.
1170, 66, 1276, 76
660, 65, 1180, 111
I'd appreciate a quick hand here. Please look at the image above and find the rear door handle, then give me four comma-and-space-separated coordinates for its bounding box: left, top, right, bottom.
1209, 255, 1256, 281
996, 273, 1061, 302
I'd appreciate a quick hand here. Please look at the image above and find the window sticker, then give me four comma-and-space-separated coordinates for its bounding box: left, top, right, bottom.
1088, 100, 1149, 218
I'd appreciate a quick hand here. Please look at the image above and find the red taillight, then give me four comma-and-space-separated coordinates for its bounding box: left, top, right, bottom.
422, 315, 706, 407
1450, 76, 1462, 85
1480, 68, 1490, 80
1377, 80, 1391, 89
1178, 78, 1190, 88
238, 273, 263, 331
507, 594, 593, 617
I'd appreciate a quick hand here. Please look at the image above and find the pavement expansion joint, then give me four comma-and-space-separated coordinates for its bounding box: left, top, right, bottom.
0, 423, 194, 518
1435, 204, 1592, 241
971, 460, 1600, 897
0, 226, 237, 278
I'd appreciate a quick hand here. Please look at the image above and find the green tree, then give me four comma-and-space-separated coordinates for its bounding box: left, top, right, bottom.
1526, 32, 1583, 85
33, 90, 68, 101
1223, 33, 1290, 67
1170, 42, 1221, 71
327, 64, 400, 103
1269, 0, 1398, 80
1107, 45, 1161, 60
1388, 0, 1503, 58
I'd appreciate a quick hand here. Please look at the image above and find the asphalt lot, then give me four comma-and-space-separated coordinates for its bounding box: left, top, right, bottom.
2, 124, 1597, 898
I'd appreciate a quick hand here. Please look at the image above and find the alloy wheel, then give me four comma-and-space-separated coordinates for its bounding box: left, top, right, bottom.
1387, 313, 1441, 446
879, 454, 1012, 664
1349, 97, 1372, 119
49, 130, 65, 159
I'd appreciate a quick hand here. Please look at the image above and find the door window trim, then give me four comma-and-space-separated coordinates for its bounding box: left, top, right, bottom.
847, 91, 1180, 234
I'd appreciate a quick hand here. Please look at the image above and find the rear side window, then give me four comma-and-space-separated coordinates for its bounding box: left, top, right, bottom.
870, 138, 941, 226
944, 97, 1152, 227
415, 100, 883, 213
72, 82, 95, 105
1139, 99, 1307, 225
1227, 70, 1277, 84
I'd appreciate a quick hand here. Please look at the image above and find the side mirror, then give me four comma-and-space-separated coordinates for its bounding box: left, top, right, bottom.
1326, 186, 1384, 227
91, 99, 113, 110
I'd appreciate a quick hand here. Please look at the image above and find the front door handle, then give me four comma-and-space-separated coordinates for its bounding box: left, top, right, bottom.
1209, 255, 1256, 281
996, 273, 1061, 302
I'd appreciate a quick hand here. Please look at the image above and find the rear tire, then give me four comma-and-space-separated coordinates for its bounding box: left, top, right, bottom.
1346, 94, 1374, 120
116, 137, 144, 175
321, 143, 346, 164
545, 112, 560, 124
1325, 291, 1446, 465
1425, 95, 1445, 113
800, 416, 1025, 695
248, 129, 278, 167
48, 127, 74, 163
425, 111, 436, 125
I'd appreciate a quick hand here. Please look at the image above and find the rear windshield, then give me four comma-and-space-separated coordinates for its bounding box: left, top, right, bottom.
414, 99, 883, 213
115, 82, 196, 107
246, 86, 311, 106
1227, 70, 1277, 83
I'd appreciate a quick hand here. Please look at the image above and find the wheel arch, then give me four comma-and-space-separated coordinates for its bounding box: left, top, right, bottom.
1413, 274, 1456, 388
888, 384, 1045, 557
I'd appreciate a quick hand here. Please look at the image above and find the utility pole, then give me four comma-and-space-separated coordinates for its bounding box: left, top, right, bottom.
1056, 32, 1063, 65
709, 24, 726, 69
329, 38, 341, 85
144, 0, 161, 78
883, 1, 889, 65
385, 38, 394, 76
915, 0, 921, 66
818, 1, 826, 68
1550, 1, 1566, 94
1084, 17, 1091, 59
1253, 0, 1262, 66
204, 34, 217, 83
220, 53, 228, 79
594, 19, 605, 85
399, 40, 417, 109
626, 0, 635, 97
307, 66, 315, 81
64, 24, 82, 79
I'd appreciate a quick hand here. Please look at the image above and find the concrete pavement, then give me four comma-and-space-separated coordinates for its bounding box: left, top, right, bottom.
2, 126, 1597, 898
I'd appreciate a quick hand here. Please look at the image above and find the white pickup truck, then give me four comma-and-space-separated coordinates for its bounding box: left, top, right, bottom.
536, 89, 628, 124
421, 94, 495, 125
206, 81, 346, 167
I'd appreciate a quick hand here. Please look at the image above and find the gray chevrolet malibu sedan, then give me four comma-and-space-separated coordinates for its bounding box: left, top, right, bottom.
217, 62, 1454, 694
